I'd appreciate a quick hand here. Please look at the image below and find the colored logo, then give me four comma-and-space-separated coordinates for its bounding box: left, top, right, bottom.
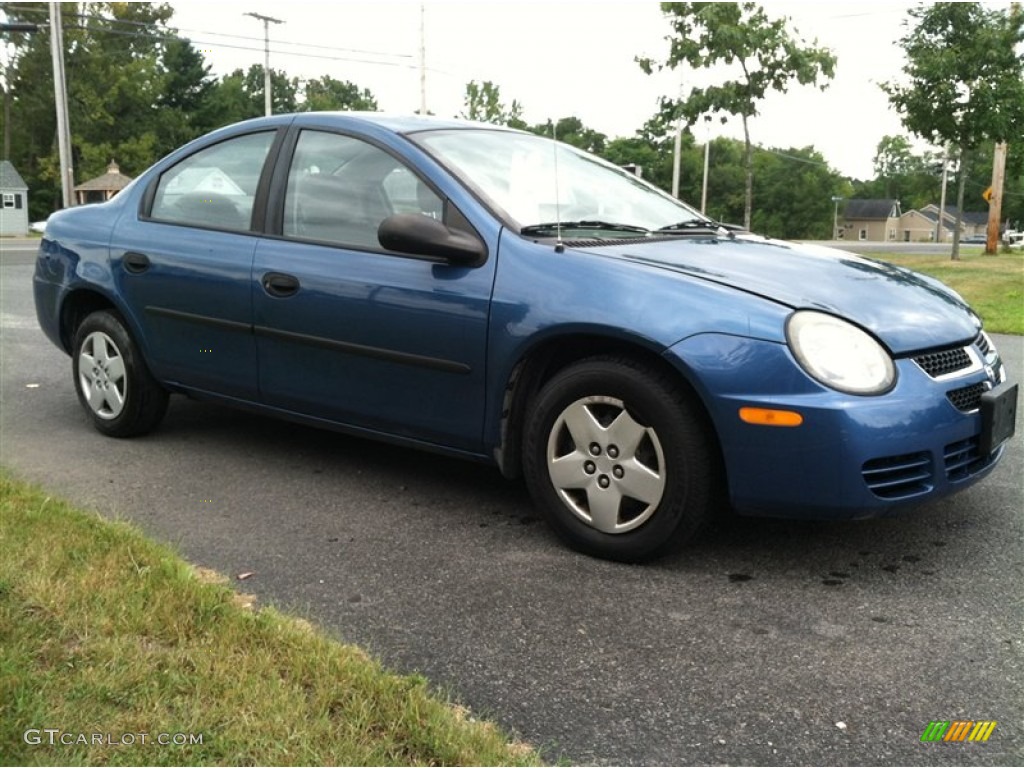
921, 720, 997, 742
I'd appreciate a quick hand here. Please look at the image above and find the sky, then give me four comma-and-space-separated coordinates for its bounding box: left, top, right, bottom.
168, 1, 1012, 180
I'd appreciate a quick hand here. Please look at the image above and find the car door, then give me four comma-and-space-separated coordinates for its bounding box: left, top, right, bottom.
112, 130, 280, 399
252, 128, 496, 451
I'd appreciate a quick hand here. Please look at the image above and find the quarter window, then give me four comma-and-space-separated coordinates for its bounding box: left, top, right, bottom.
150, 132, 274, 231
283, 130, 443, 250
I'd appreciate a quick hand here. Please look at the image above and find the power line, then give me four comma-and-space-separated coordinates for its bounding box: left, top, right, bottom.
4, 5, 416, 65
57, 24, 425, 70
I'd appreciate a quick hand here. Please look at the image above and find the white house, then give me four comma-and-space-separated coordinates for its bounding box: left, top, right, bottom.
0, 160, 29, 237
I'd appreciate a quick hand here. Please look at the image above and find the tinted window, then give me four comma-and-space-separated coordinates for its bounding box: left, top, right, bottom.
150, 132, 274, 231
283, 130, 442, 249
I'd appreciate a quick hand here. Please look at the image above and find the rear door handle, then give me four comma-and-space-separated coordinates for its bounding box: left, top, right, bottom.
262, 272, 300, 298
123, 251, 150, 274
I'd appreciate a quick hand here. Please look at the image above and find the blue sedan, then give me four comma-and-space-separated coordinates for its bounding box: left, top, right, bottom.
33, 114, 1017, 561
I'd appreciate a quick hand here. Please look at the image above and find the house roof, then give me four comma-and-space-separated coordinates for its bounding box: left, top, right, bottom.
843, 199, 899, 220
918, 206, 987, 226
0, 160, 28, 189
74, 160, 133, 192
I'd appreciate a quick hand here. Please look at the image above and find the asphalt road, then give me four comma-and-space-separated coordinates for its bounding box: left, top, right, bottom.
2, 238, 1022, 766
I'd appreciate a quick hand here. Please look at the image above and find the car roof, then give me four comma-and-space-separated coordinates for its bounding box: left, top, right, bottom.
236, 111, 518, 136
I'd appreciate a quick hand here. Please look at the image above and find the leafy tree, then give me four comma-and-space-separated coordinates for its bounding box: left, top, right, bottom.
883, 2, 1024, 258
0, 1, 176, 216
750, 146, 844, 239
299, 76, 377, 112
865, 135, 941, 210
203, 65, 299, 128
459, 80, 525, 128
639, 2, 836, 229
529, 116, 607, 155
602, 133, 678, 193
155, 37, 218, 153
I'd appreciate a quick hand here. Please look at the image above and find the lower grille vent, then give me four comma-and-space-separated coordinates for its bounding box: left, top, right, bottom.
862, 452, 932, 499
944, 437, 992, 481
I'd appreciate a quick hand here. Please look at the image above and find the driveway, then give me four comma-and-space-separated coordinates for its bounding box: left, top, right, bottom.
2, 239, 1021, 765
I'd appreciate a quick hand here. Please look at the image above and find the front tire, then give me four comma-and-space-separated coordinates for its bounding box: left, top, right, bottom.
72, 310, 168, 437
523, 357, 719, 562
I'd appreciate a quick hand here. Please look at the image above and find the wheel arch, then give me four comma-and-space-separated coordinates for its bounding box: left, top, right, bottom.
58, 288, 142, 355
493, 332, 724, 482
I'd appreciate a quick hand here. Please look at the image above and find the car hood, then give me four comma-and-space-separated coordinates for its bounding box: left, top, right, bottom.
572, 235, 980, 355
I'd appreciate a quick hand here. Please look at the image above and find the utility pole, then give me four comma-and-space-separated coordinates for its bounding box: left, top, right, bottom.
985, 142, 1007, 255
48, 2, 73, 208
418, 3, 427, 114
245, 12, 283, 116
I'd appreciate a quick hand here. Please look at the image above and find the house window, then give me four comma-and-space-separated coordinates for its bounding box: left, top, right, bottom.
859, 228, 867, 241
889, 228, 896, 241
2, 193, 14, 209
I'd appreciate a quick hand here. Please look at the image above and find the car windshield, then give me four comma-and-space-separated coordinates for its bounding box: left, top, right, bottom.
413, 128, 706, 234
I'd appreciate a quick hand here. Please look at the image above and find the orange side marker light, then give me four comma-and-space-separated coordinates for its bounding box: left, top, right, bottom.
739, 407, 804, 427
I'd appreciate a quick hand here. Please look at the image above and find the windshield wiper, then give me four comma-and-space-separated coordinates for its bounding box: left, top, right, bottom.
656, 218, 721, 232
521, 220, 651, 236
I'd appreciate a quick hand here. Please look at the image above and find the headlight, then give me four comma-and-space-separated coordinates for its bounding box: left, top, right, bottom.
786, 311, 896, 395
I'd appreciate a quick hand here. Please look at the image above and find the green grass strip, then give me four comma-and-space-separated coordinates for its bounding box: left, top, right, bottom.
0, 472, 539, 766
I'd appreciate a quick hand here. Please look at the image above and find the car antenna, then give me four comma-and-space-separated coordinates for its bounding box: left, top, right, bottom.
551, 121, 564, 253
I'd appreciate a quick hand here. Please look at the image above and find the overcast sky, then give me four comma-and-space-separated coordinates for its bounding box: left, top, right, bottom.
170, 1, 1014, 180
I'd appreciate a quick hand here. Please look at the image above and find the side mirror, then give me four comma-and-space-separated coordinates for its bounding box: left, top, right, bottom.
378, 213, 486, 265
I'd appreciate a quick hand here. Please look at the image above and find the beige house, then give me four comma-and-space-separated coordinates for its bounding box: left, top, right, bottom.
843, 200, 989, 242
897, 209, 943, 242
839, 199, 901, 242
74, 160, 133, 205
916, 205, 987, 241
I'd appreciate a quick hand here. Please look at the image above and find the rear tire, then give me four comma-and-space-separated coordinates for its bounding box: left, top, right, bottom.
72, 310, 168, 437
523, 356, 719, 562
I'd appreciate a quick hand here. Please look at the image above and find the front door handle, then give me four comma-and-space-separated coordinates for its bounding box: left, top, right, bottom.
123, 251, 150, 274
262, 272, 300, 298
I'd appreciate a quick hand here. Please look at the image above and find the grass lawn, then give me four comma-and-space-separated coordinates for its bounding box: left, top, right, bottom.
870, 248, 1023, 335
0, 473, 540, 767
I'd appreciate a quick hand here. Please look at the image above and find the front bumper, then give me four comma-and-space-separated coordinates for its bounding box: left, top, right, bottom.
668, 332, 1015, 520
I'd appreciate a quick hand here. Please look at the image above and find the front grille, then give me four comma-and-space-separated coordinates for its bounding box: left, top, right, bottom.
947, 382, 987, 412
944, 436, 994, 481
914, 347, 971, 377
862, 452, 932, 499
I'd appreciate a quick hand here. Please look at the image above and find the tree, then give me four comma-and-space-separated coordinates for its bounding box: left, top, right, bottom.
205, 65, 298, 126
750, 146, 845, 239
459, 80, 526, 128
155, 37, 218, 153
0, 1, 177, 216
867, 135, 941, 210
883, 2, 1024, 259
528, 116, 607, 154
639, 2, 836, 229
299, 76, 377, 112
602, 134, 678, 193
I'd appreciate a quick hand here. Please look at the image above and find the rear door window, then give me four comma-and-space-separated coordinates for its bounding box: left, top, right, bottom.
150, 132, 275, 231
